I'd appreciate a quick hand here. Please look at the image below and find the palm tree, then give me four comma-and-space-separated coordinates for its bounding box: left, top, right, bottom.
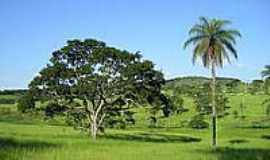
183, 17, 241, 148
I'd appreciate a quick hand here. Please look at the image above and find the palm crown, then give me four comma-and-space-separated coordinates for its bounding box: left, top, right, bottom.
183, 17, 241, 68
262, 65, 270, 78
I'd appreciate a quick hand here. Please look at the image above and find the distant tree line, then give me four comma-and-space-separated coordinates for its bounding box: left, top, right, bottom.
0, 89, 27, 95
164, 76, 269, 95
0, 98, 16, 104
0, 89, 27, 105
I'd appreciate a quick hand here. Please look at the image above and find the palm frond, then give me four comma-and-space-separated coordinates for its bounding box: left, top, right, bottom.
188, 25, 205, 35
222, 50, 231, 65
183, 35, 208, 49
184, 17, 241, 69
220, 39, 238, 59
192, 45, 201, 64
215, 30, 237, 44
199, 17, 209, 27
214, 42, 228, 67
213, 19, 232, 29
192, 40, 209, 65
202, 53, 210, 68
227, 29, 242, 37
262, 65, 270, 78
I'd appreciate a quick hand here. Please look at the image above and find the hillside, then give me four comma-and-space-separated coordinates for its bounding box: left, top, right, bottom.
164, 76, 245, 93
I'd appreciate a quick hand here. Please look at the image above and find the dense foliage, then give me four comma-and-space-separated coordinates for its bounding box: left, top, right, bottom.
0, 89, 27, 95
188, 115, 209, 129
193, 83, 230, 117
147, 89, 186, 128
17, 93, 35, 113
165, 76, 244, 95
29, 39, 170, 139
248, 80, 264, 95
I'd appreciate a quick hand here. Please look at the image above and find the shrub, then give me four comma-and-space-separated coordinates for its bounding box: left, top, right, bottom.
17, 94, 35, 113
44, 102, 67, 117
188, 115, 209, 129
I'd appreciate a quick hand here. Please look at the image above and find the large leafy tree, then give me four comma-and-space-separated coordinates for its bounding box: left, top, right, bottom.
29, 39, 168, 140
183, 17, 241, 148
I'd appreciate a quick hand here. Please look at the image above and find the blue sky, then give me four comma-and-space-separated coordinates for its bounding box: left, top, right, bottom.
0, 0, 269, 89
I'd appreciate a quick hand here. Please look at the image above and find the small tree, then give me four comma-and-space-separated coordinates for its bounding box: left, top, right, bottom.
147, 90, 186, 128
232, 110, 239, 119
190, 83, 230, 129
263, 78, 270, 95
29, 39, 167, 140
193, 83, 230, 117
17, 93, 35, 113
248, 80, 264, 95
262, 99, 270, 117
225, 79, 241, 94
239, 102, 246, 120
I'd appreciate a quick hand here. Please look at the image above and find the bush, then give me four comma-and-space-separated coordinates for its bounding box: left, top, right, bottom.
44, 102, 67, 117
188, 115, 209, 129
17, 94, 35, 113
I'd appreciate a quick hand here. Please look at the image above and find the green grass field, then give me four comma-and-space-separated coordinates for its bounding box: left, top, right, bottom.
0, 94, 270, 160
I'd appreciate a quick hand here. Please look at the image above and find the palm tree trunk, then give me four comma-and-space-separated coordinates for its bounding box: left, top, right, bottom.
211, 63, 217, 148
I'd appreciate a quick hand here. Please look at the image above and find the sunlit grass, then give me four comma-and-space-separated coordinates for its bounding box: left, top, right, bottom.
0, 94, 269, 160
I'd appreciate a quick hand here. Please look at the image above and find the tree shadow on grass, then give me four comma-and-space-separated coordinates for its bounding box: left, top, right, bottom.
261, 135, 270, 140
101, 132, 201, 143
201, 147, 270, 160
0, 137, 59, 159
228, 139, 249, 144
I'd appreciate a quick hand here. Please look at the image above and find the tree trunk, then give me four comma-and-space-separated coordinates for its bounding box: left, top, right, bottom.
211, 63, 217, 148
91, 116, 97, 141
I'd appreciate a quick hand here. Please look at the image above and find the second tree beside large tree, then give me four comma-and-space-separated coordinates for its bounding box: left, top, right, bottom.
184, 17, 241, 148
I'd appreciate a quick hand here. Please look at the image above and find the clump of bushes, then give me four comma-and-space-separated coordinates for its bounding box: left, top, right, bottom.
188, 115, 209, 129
17, 94, 35, 113
44, 102, 67, 117
250, 120, 270, 129
261, 135, 270, 140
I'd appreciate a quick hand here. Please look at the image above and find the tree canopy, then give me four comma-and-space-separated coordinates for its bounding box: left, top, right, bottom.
183, 17, 241, 68
29, 39, 170, 140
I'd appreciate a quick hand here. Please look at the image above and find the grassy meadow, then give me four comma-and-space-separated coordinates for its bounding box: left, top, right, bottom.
0, 94, 270, 160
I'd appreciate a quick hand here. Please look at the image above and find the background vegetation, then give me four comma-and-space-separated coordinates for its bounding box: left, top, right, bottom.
0, 76, 270, 159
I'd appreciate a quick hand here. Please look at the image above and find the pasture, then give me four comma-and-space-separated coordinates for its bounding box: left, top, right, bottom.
0, 94, 270, 160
